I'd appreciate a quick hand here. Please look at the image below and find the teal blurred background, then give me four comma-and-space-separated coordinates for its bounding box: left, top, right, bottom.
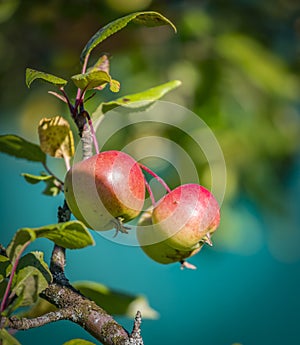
1, 0, 300, 344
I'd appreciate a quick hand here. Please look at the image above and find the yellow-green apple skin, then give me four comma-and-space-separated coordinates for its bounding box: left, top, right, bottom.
137, 184, 220, 264
152, 184, 220, 250
137, 207, 203, 264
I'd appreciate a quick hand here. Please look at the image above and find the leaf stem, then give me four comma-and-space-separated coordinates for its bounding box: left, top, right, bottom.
0, 241, 31, 313
139, 163, 171, 193
144, 179, 156, 206
62, 154, 71, 171
75, 52, 90, 104
59, 88, 75, 117
82, 52, 90, 74
42, 162, 64, 185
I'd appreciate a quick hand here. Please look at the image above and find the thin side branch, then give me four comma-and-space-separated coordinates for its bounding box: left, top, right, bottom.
128, 311, 144, 345
1, 309, 74, 330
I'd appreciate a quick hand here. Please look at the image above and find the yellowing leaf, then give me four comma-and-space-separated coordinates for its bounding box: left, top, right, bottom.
38, 116, 74, 159
109, 79, 120, 93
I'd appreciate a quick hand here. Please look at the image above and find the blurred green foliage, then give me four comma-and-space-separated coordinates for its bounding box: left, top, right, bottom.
0, 0, 300, 263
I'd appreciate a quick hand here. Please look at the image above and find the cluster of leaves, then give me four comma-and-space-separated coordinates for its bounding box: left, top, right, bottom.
0, 11, 180, 345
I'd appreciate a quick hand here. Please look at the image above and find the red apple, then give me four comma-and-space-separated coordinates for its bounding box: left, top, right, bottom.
137, 208, 203, 265
64, 150, 145, 231
151, 184, 220, 250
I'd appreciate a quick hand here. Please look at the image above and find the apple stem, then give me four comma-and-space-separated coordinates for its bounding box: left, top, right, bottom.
144, 178, 156, 206
180, 260, 197, 270
139, 163, 171, 194
63, 153, 71, 171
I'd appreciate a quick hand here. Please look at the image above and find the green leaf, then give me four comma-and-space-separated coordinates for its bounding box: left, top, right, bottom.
63, 340, 96, 345
7, 222, 94, 263
11, 251, 52, 307
21, 173, 61, 197
20, 298, 56, 319
0, 280, 8, 301
84, 55, 120, 92
0, 135, 46, 163
74, 281, 159, 319
26, 68, 67, 88
80, 11, 176, 63
22, 172, 53, 184
38, 116, 74, 159
100, 80, 182, 114
42, 181, 61, 196
0, 329, 21, 345
71, 70, 111, 90
4, 286, 26, 316
6, 228, 36, 264
0, 255, 11, 283
31, 221, 95, 249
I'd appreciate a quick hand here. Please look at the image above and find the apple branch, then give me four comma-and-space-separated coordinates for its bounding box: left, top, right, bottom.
1, 284, 144, 345
21, 199, 143, 345
40, 282, 131, 345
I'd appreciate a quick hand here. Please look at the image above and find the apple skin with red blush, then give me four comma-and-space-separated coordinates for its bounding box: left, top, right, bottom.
152, 184, 220, 250
64, 150, 145, 231
137, 184, 220, 265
